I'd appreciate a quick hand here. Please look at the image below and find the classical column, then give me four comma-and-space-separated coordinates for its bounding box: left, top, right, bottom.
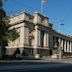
34, 26, 41, 48
34, 25, 41, 55
64, 40, 66, 52
20, 24, 29, 46
25, 27, 29, 45
44, 33, 46, 47
67, 41, 69, 52
20, 25, 24, 45
44, 33, 49, 48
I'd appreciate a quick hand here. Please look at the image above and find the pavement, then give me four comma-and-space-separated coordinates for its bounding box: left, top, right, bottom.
41, 56, 72, 63
0, 56, 72, 64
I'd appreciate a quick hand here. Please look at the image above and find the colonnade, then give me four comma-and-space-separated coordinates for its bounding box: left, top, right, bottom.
33, 25, 72, 55
34, 25, 50, 48
54, 37, 72, 53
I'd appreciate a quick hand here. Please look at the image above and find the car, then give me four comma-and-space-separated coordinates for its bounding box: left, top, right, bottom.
15, 54, 23, 60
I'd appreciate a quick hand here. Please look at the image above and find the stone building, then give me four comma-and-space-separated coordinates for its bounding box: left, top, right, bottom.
6, 11, 72, 58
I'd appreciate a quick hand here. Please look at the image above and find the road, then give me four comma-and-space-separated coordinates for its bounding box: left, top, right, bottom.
0, 62, 72, 72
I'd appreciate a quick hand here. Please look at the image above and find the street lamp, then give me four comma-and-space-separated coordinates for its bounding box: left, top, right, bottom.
59, 21, 64, 60
58, 39, 62, 60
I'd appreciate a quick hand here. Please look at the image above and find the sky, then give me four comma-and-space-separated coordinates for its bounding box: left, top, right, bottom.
2, 0, 72, 35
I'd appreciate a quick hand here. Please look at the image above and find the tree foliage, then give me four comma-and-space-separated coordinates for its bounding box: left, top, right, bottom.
0, 8, 19, 46
0, 3, 19, 57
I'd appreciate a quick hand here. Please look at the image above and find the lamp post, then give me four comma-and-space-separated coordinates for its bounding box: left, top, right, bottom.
59, 38, 61, 60
59, 21, 64, 60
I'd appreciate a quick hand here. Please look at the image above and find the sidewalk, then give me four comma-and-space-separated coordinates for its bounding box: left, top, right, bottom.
41, 56, 72, 63
0, 56, 72, 65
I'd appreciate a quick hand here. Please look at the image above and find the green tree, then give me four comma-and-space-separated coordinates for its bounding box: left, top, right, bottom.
0, 1, 19, 59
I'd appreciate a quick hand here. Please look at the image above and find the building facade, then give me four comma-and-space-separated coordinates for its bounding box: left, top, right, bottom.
6, 11, 72, 58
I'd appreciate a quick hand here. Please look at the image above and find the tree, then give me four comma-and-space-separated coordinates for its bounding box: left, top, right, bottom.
0, 0, 19, 59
